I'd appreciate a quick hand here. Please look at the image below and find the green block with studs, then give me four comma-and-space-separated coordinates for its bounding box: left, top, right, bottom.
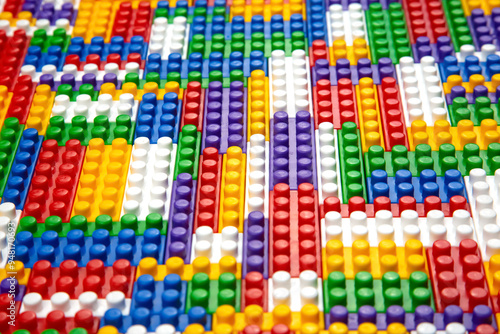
0, 118, 24, 197
30, 28, 71, 52
441, 0, 474, 52
56, 84, 100, 101
449, 96, 500, 126
174, 125, 201, 180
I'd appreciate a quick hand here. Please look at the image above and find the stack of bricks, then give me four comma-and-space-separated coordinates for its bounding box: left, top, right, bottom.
1, 0, 500, 333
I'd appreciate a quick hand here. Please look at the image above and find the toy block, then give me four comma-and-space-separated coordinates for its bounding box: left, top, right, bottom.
5, 76, 37, 125
21, 139, 85, 223
356, 77, 385, 151
378, 77, 410, 150
26, 259, 135, 299
15, 226, 166, 267
268, 270, 323, 312
0, 203, 23, 269
1, 128, 43, 210
322, 204, 474, 247
24, 43, 66, 72
305, 0, 327, 47
174, 125, 201, 180
244, 135, 268, 218
202, 81, 247, 154
270, 110, 317, 190
311, 57, 397, 87
242, 212, 269, 278
193, 147, 222, 232
241, 271, 268, 310
322, 239, 428, 280
366, 168, 467, 204
396, 56, 448, 126
191, 226, 243, 263
412, 36, 455, 63
269, 183, 321, 278
185, 272, 241, 313
71, 138, 132, 222
401, 0, 449, 45
269, 49, 312, 118
66, 36, 148, 62
181, 81, 205, 131
64, 53, 145, 72
136, 255, 242, 282
0, 30, 30, 91
310, 40, 331, 68
443, 73, 500, 96
165, 173, 197, 262
323, 271, 434, 314
247, 70, 269, 141
230, 1, 305, 22
148, 16, 189, 59
24, 84, 55, 136
218, 146, 246, 233
0, 277, 26, 302
111, 2, 153, 43
441, 54, 500, 83
211, 303, 325, 331
365, 3, 413, 64
315, 123, 342, 204
322, 194, 470, 218
71, 2, 116, 43
426, 239, 491, 313
468, 9, 499, 51
33, 3, 77, 26
0, 118, 25, 197
337, 122, 367, 202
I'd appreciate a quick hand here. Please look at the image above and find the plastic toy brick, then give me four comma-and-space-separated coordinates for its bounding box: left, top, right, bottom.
322, 204, 474, 247
337, 122, 367, 202
366, 169, 467, 204
0, 203, 22, 269
45, 114, 136, 146
377, 77, 410, 150
51, 92, 138, 123
426, 239, 491, 313
443, 73, 500, 96
71, 2, 115, 43
365, 3, 412, 64
26, 258, 135, 299
244, 134, 269, 217
396, 56, 449, 126
401, 0, 449, 45
310, 40, 331, 68
64, 53, 145, 72
323, 271, 434, 313
1, 277, 26, 302
311, 57, 397, 87
327, 4, 370, 65
242, 211, 268, 278
356, 77, 385, 152
5, 76, 37, 125
185, 272, 241, 313
270, 110, 317, 190
464, 169, 500, 260
0, 118, 24, 197
211, 303, 324, 332
111, 2, 153, 43
121, 136, 176, 221
306, 0, 327, 47
412, 36, 455, 63
268, 270, 323, 312
449, 96, 500, 128
173, 125, 201, 180
25, 44, 66, 72
165, 173, 197, 262
67, 36, 148, 63
269, 183, 321, 277
322, 239, 428, 280
441, 54, 500, 84
191, 226, 243, 263
23, 84, 54, 136
1, 128, 43, 210
181, 81, 204, 131
241, 271, 268, 310
70, 138, 131, 222
202, 81, 247, 153
32, 3, 77, 26
136, 256, 241, 281
247, 70, 269, 141
193, 147, 222, 232
269, 49, 312, 118
230, 0, 305, 22
0, 30, 30, 91
218, 146, 246, 233
322, 193, 470, 218
468, 9, 499, 51
315, 122, 342, 204
148, 16, 189, 59
0, 85, 13, 128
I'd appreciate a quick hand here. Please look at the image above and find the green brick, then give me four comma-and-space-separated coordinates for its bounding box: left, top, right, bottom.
365, 3, 412, 64
17, 213, 168, 237
449, 96, 500, 126
45, 115, 136, 146
323, 271, 434, 313
441, 0, 473, 52
0, 118, 24, 197
365, 143, 500, 176
174, 125, 201, 180
30, 28, 71, 52
56, 84, 100, 101
186, 272, 241, 314
338, 122, 367, 202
